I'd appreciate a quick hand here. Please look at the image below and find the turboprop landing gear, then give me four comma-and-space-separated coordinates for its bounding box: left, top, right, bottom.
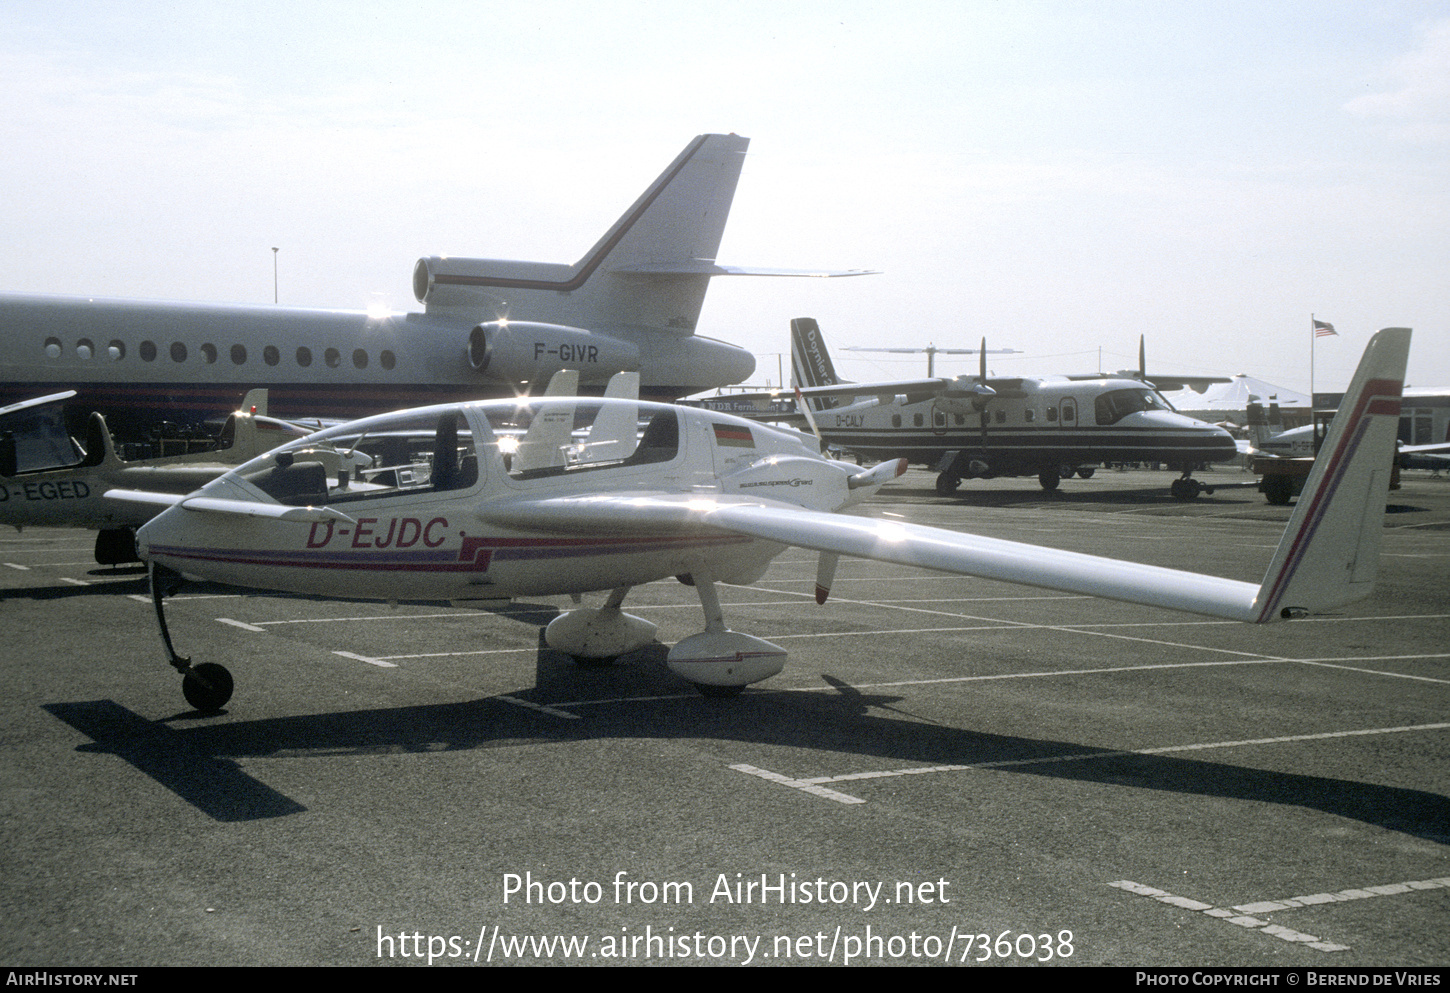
150, 563, 233, 713
935, 472, 961, 496
666, 574, 786, 696
95, 527, 139, 566
1038, 469, 1060, 491
1170, 475, 1212, 500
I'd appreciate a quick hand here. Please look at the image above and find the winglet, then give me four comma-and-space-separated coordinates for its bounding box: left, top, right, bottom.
1251, 327, 1410, 621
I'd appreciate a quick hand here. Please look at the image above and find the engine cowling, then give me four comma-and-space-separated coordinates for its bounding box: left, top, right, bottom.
468, 321, 641, 384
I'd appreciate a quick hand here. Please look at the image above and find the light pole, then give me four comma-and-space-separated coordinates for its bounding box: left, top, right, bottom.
272, 247, 279, 304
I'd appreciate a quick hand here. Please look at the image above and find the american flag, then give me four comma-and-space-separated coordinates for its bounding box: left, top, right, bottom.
1314, 319, 1337, 338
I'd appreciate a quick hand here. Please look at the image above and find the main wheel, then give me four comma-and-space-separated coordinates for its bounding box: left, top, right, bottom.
1076, 467, 1095, 479
1038, 469, 1060, 491
1263, 475, 1293, 505
1170, 478, 1202, 500
182, 663, 233, 713
935, 472, 961, 496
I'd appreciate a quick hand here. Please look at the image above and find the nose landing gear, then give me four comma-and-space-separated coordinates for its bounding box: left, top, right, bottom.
150, 563, 234, 713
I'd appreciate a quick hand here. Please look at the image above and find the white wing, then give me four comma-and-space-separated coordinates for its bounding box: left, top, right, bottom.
483, 327, 1411, 625
480, 491, 1263, 619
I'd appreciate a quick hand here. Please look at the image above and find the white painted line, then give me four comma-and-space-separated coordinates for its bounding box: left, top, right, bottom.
371, 648, 541, 661
4, 562, 30, 571
128, 593, 247, 603
794, 657, 1290, 692
730, 764, 866, 805
256, 611, 487, 625
332, 650, 397, 668
1132, 723, 1450, 755
1109, 876, 1450, 952
1298, 658, 1450, 685
251, 608, 556, 626
60, 577, 90, 586
505, 653, 1450, 713
743, 723, 1450, 799
1231, 877, 1450, 913
497, 695, 581, 720
1108, 880, 1345, 950
217, 617, 266, 633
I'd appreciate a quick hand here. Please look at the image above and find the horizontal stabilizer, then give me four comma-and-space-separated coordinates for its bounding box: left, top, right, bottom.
612, 262, 877, 278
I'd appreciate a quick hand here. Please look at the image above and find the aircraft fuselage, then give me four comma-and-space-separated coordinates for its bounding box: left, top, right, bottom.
0, 294, 755, 438
818, 377, 1237, 476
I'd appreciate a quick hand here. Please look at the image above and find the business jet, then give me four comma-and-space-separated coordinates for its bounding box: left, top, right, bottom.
707, 319, 1238, 498
125, 328, 1409, 712
0, 134, 869, 441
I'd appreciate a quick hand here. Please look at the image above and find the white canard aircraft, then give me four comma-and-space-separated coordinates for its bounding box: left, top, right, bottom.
127, 328, 1409, 713
705, 318, 1238, 498
0, 134, 869, 441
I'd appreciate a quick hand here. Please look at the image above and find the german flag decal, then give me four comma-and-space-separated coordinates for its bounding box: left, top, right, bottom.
713, 423, 755, 448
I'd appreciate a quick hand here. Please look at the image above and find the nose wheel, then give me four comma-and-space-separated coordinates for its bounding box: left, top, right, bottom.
182, 663, 234, 713
150, 563, 234, 713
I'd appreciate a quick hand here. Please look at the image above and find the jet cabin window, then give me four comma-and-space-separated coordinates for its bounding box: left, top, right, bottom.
1094, 388, 1173, 426
238, 409, 479, 506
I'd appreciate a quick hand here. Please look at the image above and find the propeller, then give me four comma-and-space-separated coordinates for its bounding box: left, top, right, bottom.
815, 552, 838, 604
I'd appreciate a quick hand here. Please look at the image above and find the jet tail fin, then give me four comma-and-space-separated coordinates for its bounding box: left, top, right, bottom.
414, 134, 751, 335
1251, 327, 1410, 621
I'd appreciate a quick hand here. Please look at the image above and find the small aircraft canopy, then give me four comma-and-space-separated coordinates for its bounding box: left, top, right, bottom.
204, 399, 687, 506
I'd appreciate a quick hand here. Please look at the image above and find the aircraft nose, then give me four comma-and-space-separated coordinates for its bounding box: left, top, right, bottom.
134, 506, 179, 561
134, 518, 156, 560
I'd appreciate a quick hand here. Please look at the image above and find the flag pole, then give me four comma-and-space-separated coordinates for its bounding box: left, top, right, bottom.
1310, 313, 1315, 413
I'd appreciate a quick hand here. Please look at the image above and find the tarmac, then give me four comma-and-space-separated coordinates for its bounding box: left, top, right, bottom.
2, 465, 1447, 967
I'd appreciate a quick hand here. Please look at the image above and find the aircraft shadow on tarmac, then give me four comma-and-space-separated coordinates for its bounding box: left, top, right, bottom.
41, 641, 1450, 842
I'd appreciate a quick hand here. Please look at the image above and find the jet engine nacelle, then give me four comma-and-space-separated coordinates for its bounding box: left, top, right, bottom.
468, 321, 641, 385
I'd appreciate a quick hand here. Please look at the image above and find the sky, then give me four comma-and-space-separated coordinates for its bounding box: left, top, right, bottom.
2, 1, 1447, 396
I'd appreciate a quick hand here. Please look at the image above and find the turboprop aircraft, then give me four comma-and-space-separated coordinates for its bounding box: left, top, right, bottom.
0, 134, 870, 441
1, 390, 307, 563
702, 318, 1238, 498
126, 328, 1409, 713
